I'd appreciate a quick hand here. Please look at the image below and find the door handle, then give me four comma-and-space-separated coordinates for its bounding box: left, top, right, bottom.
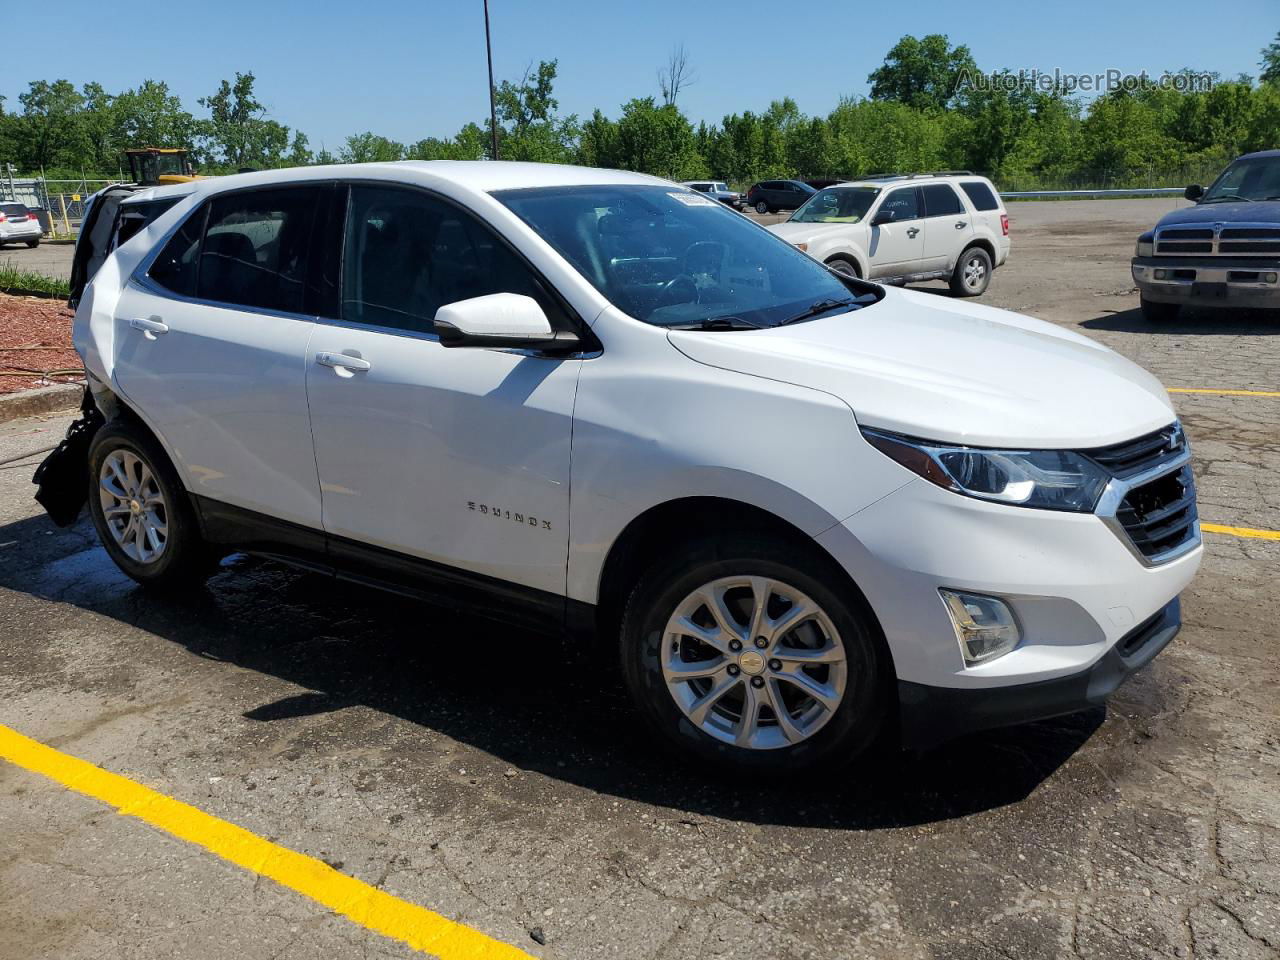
955, 221, 968, 229
906, 227, 920, 238
128, 317, 169, 339
316, 351, 371, 373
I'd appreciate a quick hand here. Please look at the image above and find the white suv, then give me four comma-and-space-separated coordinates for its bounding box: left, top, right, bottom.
0, 202, 43, 247
768, 174, 1010, 296
59, 161, 1198, 773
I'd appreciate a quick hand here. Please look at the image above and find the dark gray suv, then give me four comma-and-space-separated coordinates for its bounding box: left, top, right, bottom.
744, 179, 816, 215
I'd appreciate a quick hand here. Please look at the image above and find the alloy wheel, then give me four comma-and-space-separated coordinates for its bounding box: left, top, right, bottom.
963, 255, 987, 290
661, 576, 848, 750
98, 449, 169, 564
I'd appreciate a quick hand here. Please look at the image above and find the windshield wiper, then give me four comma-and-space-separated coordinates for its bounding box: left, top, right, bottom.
1203, 194, 1251, 203
667, 315, 764, 331
779, 298, 859, 326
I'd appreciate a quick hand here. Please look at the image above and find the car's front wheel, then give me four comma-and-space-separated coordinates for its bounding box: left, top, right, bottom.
825, 257, 860, 280
88, 420, 219, 588
755, 200, 770, 215
619, 535, 888, 773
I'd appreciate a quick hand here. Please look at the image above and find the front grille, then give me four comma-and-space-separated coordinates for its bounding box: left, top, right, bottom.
1156, 224, 1280, 257
1084, 423, 1185, 479
1114, 465, 1198, 560
1084, 424, 1199, 563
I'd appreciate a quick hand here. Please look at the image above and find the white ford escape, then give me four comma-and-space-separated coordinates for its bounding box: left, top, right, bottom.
768, 174, 1010, 296
61, 161, 1200, 773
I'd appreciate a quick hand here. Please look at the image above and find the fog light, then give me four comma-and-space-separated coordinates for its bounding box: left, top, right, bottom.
940, 590, 1020, 666
1154, 269, 1169, 280
1266, 272, 1278, 284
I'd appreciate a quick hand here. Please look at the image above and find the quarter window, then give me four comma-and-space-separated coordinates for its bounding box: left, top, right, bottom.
921, 184, 964, 217
340, 184, 560, 335
197, 186, 320, 313
959, 181, 999, 211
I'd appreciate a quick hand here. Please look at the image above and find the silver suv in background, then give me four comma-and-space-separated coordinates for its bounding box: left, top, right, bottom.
680, 180, 744, 210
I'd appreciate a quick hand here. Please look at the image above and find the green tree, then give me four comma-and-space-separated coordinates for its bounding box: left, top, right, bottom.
339, 132, 405, 163
609, 98, 703, 179
1261, 32, 1280, 85
198, 72, 292, 170
114, 81, 197, 152
493, 59, 578, 162
868, 34, 978, 111
16, 80, 85, 169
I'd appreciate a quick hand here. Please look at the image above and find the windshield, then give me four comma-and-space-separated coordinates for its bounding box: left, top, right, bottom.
791, 186, 879, 224
1202, 156, 1280, 202
496, 184, 876, 328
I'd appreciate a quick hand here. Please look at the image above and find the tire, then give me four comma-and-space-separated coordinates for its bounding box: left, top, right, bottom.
26, 238, 40, 248
950, 246, 993, 297
1140, 297, 1181, 323
87, 419, 219, 588
755, 200, 770, 215
825, 257, 860, 280
619, 535, 888, 774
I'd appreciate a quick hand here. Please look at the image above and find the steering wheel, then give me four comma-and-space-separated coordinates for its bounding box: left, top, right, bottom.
660, 273, 700, 306
684, 241, 727, 281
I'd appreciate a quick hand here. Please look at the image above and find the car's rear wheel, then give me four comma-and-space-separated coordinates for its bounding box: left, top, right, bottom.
619, 535, 887, 774
950, 247, 992, 297
755, 200, 770, 215
1140, 297, 1181, 323
26, 238, 39, 248
88, 420, 219, 588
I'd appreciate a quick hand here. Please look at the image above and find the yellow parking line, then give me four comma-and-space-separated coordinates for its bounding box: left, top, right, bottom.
1202, 522, 1280, 541
1168, 388, 1280, 398
0, 723, 534, 959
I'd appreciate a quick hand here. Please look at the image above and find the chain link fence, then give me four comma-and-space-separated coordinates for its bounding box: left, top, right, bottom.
0, 176, 118, 234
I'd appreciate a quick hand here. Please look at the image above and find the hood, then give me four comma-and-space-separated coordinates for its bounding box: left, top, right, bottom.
767, 221, 864, 243
1156, 200, 1280, 227
667, 287, 1175, 449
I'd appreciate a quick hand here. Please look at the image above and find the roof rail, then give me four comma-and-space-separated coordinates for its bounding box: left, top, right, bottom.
858, 170, 977, 182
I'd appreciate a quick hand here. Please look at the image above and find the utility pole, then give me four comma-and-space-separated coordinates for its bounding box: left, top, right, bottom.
484, 0, 500, 160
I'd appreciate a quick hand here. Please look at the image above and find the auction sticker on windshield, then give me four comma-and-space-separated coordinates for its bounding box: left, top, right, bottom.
670, 191, 718, 207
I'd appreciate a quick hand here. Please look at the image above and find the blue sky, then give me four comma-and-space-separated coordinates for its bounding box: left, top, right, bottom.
5, 0, 1275, 150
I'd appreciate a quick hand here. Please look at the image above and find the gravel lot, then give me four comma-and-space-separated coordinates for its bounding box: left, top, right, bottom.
0, 199, 1277, 960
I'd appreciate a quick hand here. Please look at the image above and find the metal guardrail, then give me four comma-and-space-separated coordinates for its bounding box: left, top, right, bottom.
1001, 187, 1185, 200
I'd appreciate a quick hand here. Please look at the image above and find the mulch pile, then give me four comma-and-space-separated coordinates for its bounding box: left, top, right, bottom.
0, 293, 83, 395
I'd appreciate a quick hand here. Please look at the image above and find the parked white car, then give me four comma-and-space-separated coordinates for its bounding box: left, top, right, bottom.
768, 173, 1010, 296
59, 161, 1198, 773
0, 202, 43, 247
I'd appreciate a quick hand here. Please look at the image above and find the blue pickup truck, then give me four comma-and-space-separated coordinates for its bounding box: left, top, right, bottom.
1132, 149, 1280, 321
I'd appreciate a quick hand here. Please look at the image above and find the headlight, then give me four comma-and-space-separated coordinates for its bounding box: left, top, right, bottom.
861, 428, 1110, 512
1135, 238, 1153, 257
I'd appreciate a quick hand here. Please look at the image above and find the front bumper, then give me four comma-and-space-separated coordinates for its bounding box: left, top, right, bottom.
897, 597, 1180, 748
1132, 257, 1280, 307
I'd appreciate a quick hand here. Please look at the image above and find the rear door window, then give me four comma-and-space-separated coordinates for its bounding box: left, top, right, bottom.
149, 204, 207, 297
921, 184, 964, 217
340, 184, 564, 336
959, 181, 1000, 211
197, 186, 321, 314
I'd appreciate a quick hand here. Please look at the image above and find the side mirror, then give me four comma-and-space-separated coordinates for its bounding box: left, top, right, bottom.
871, 208, 897, 226
1184, 184, 1204, 202
435, 293, 577, 351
